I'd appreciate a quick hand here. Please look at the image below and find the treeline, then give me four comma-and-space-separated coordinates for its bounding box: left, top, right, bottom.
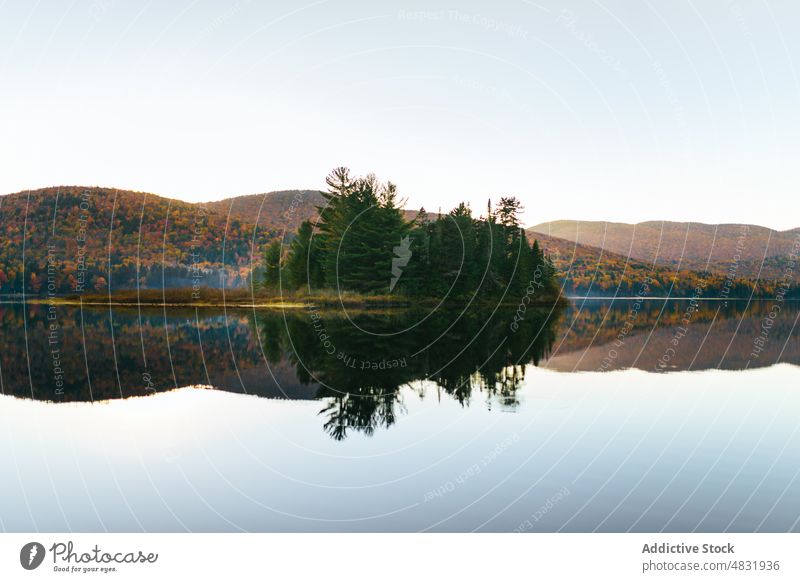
264, 167, 560, 302
551, 254, 800, 299
532, 231, 800, 299
0, 262, 237, 295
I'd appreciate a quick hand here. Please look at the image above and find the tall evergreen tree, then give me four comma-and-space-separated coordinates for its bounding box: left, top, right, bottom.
445, 203, 478, 298
312, 169, 411, 293
395, 208, 430, 296
262, 240, 283, 291
315, 166, 361, 288
280, 168, 559, 302
475, 199, 505, 296
497, 197, 525, 296
284, 220, 323, 289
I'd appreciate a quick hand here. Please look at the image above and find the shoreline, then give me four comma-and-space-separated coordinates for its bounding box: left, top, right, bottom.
0, 295, 793, 308
565, 296, 799, 301
6, 295, 567, 310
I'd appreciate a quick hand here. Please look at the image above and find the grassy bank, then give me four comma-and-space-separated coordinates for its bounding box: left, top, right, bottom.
31, 287, 565, 309
43, 288, 409, 308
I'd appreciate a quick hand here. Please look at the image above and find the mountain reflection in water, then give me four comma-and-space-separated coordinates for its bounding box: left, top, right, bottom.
0, 299, 797, 439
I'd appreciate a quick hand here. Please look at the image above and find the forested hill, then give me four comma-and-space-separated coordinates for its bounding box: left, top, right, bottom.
207, 189, 434, 233
205, 190, 325, 235
0, 186, 269, 294
0, 185, 434, 296
529, 220, 799, 281
530, 232, 796, 298
1, 185, 796, 299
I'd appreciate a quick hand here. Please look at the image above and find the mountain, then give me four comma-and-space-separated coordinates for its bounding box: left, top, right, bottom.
528, 220, 799, 280
0, 186, 435, 296
209, 189, 432, 233
205, 189, 325, 235
1, 186, 796, 298
544, 301, 800, 372
0, 186, 270, 293
528, 232, 784, 298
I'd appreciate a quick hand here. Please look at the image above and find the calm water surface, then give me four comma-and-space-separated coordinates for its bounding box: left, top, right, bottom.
0, 299, 798, 532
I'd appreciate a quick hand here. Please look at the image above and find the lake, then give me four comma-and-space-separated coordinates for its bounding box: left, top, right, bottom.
0, 298, 798, 532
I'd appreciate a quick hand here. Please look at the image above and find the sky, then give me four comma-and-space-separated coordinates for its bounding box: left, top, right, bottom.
1, 0, 798, 229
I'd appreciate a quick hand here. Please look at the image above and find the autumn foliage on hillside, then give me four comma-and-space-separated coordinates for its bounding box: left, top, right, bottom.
1, 185, 795, 300
529, 220, 800, 281
533, 232, 798, 298
0, 187, 270, 294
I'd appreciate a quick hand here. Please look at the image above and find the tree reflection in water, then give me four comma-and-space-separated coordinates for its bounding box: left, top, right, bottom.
258, 306, 561, 440
5, 299, 796, 440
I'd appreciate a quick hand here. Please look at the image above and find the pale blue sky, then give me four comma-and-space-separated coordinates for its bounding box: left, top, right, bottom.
1, 0, 798, 229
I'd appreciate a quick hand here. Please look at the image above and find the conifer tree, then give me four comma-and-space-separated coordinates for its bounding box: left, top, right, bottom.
284, 220, 323, 289
279, 168, 559, 302
262, 240, 282, 291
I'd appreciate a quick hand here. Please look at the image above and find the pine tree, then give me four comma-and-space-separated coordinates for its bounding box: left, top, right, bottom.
446, 203, 478, 298
496, 197, 524, 296
279, 167, 561, 303
316, 167, 354, 288
399, 209, 430, 296
262, 240, 282, 291
475, 199, 504, 296
309, 169, 412, 293
284, 220, 323, 289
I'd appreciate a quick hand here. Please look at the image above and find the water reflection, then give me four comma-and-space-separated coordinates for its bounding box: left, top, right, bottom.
0, 303, 559, 439
262, 306, 558, 439
0, 299, 797, 439
550, 299, 800, 372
